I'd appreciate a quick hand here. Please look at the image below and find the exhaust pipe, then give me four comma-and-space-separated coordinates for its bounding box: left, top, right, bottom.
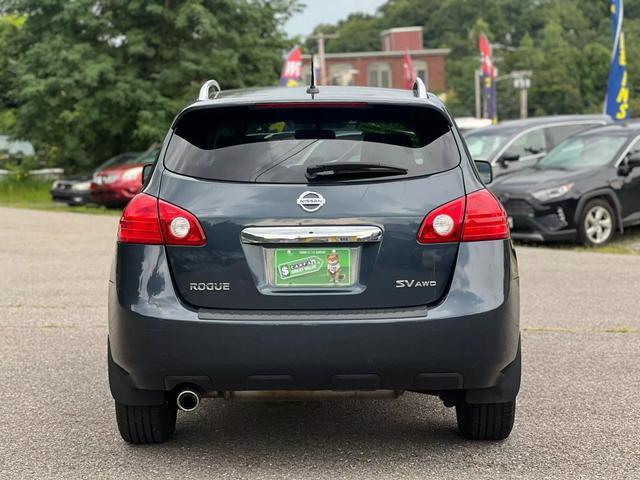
176, 389, 200, 412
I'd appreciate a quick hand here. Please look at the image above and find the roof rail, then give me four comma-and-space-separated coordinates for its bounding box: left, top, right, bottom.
198, 80, 221, 101
412, 78, 428, 99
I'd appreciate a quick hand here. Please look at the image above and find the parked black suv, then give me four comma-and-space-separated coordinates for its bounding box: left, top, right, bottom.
491, 123, 640, 245
108, 80, 521, 444
464, 115, 611, 178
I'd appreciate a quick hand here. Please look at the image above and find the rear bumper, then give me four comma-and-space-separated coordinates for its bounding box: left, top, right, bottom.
108, 241, 520, 400
90, 184, 137, 206
509, 216, 577, 242
500, 197, 578, 243
50, 188, 91, 205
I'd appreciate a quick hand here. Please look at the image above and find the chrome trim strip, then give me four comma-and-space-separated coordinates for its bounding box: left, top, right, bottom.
240, 226, 383, 244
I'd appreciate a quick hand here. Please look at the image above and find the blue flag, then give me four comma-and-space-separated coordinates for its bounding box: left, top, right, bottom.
605, 0, 630, 120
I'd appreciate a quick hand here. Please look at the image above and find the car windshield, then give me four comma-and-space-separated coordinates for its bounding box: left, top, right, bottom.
97, 152, 144, 170
96, 153, 152, 171
464, 131, 513, 161
536, 134, 628, 170
130, 149, 159, 165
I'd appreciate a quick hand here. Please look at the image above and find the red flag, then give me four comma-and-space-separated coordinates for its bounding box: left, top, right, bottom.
478, 33, 497, 121
478, 34, 494, 77
403, 51, 415, 89
280, 47, 302, 87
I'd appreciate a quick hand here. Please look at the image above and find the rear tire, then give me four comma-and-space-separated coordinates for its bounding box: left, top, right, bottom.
455, 400, 515, 440
115, 401, 177, 444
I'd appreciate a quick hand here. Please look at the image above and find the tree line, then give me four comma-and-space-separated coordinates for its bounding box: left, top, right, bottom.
0, 0, 298, 171
1, 0, 638, 171
305, 0, 640, 121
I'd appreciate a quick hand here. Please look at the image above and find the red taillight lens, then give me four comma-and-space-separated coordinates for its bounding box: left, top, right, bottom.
158, 199, 206, 246
461, 189, 510, 241
417, 189, 509, 244
118, 193, 206, 246
417, 196, 466, 244
118, 193, 163, 244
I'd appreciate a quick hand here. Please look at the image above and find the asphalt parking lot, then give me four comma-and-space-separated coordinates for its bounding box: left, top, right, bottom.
1, 206, 639, 479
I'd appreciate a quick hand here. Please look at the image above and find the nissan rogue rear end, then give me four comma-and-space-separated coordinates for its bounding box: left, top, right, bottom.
108, 81, 520, 444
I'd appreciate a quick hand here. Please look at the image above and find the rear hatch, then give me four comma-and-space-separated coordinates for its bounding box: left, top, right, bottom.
160, 102, 465, 310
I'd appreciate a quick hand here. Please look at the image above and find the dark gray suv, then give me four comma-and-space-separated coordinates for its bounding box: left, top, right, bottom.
108, 80, 521, 444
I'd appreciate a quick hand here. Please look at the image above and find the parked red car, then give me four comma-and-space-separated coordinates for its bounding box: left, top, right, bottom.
91, 149, 158, 207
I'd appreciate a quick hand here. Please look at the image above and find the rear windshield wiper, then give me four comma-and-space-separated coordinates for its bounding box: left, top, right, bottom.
306, 162, 408, 181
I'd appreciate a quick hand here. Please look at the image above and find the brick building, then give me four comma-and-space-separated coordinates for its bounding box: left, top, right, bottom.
302, 27, 449, 92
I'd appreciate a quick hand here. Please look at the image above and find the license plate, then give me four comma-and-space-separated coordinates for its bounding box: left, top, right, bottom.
507, 216, 514, 229
273, 248, 352, 287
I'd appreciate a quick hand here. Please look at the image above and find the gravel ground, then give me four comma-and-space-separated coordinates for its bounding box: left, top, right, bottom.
1, 206, 638, 479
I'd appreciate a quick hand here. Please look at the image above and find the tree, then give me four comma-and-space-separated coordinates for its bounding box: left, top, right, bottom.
4, 0, 299, 171
301, 0, 640, 120
0, 15, 24, 132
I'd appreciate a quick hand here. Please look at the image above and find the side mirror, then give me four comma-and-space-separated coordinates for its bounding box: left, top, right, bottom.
475, 160, 493, 184
628, 151, 640, 168
619, 151, 640, 175
142, 163, 154, 187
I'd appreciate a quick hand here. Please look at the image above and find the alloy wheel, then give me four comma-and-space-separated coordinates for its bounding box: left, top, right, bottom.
584, 205, 613, 245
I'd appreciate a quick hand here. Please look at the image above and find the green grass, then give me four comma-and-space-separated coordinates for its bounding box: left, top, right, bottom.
0, 177, 121, 216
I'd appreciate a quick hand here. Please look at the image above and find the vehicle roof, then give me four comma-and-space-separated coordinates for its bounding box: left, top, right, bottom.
468, 114, 612, 135
174, 86, 448, 126
573, 122, 640, 137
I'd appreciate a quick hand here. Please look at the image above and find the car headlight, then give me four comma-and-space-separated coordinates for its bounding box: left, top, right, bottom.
71, 181, 91, 191
121, 166, 143, 182
531, 183, 574, 202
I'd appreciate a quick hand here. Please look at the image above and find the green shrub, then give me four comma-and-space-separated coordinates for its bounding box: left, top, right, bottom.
0, 176, 51, 204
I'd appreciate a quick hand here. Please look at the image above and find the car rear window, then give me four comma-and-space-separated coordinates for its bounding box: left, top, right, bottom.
164, 104, 460, 183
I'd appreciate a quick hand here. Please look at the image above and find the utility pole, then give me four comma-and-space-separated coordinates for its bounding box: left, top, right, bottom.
495, 70, 532, 119
520, 88, 528, 119
511, 71, 532, 119
474, 69, 482, 118
309, 32, 339, 85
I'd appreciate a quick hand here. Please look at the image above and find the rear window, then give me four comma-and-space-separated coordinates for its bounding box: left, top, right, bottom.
164, 105, 460, 183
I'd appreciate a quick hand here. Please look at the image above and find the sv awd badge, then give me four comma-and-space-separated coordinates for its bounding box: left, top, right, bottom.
396, 280, 437, 288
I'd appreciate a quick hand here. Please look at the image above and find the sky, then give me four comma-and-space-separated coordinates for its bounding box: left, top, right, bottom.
285, 0, 387, 38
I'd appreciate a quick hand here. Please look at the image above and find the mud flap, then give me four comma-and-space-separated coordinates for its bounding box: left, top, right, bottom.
465, 336, 521, 404
108, 339, 167, 406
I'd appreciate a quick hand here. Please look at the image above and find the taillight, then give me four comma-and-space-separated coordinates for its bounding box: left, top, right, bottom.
461, 189, 510, 241
118, 193, 206, 246
158, 199, 206, 246
118, 193, 163, 244
417, 189, 509, 244
417, 196, 465, 244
